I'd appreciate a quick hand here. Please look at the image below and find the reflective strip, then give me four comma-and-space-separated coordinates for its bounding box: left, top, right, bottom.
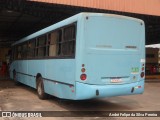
140, 59, 145, 63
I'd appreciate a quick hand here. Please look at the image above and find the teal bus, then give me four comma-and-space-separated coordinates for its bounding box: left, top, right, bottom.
9, 13, 145, 100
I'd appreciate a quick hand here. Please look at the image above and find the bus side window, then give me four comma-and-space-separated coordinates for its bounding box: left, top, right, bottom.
57, 30, 62, 56
17, 45, 22, 59
37, 35, 47, 57
28, 39, 36, 58
62, 25, 76, 56
49, 31, 58, 57
22, 43, 28, 59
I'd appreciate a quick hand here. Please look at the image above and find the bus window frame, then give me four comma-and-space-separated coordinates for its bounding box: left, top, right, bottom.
12, 22, 77, 60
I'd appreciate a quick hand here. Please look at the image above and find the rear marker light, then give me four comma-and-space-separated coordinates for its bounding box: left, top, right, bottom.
141, 72, 145, 78
80, 74, 87, 80
82, 64, 85, 67
135, 86, 142, 89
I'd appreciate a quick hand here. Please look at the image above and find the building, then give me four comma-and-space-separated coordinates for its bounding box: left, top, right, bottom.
146, 48, 159, 74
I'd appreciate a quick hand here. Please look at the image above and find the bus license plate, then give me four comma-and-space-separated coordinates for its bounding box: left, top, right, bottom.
111, 79, 122, 83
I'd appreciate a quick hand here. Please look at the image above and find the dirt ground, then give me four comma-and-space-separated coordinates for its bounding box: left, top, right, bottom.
0, 78, 160, 120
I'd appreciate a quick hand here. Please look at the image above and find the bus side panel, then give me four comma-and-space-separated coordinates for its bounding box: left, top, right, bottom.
10, 59, 76, 99
44, 59, 76, 99
9, 61, 17, 79
16, 60, 28, 84
43, 80, 75, 99
28, 60, 46, 88
44, 59, 75, 85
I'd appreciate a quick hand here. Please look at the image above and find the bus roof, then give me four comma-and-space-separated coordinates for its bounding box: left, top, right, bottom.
12, 12, 143, 46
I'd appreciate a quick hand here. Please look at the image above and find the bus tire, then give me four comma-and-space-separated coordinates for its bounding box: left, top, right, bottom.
37, 77, 47, 100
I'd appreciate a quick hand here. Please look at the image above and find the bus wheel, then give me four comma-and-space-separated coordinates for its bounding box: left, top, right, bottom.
37, 77, 47, 100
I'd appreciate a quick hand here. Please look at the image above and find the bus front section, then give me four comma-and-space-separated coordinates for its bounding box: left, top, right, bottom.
75, 13, 145, 100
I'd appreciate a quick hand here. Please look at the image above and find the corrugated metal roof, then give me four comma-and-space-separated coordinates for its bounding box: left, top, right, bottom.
30, 0, 160, 16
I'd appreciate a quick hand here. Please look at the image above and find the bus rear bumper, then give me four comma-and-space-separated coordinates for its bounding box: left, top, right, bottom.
75, 80, 144, 100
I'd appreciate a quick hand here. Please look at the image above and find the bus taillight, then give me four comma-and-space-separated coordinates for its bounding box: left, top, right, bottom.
81, 68, 86, 73
140, 63, 145, 78
81, 64, 86, 80
80, 74, 87, 80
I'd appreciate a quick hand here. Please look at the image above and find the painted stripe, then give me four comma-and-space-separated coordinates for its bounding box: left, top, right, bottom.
16, 72, 74, 86
17, 72, 35, 77
43, 78, 74, 86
